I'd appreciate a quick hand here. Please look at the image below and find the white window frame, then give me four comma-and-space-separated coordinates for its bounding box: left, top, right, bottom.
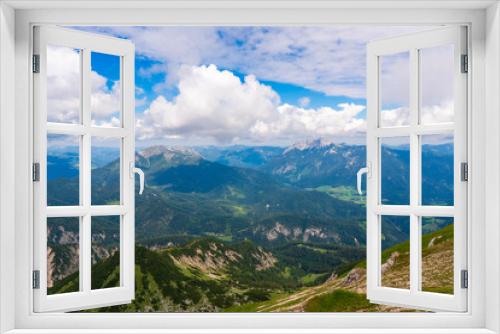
365, 26, 468, 312
1, 1, 499, 333
32, 26, 136, 312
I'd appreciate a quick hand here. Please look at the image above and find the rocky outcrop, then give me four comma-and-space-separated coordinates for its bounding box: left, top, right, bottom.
381, 251, 400, 274
47, 244, 79, 288
170, 242, 278, 273
325, 272, 338, 283
303, 227, 327, 242
253, 247, 278, 271
343, 268, 366, 285
47, 226, 78, 244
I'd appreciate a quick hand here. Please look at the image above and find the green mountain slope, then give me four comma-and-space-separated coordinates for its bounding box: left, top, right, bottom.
50, 239, 295, 311
49, 145, 376, 248
225, 223, 454, 312
260, 138, 453, 206
49, 236, 368, 312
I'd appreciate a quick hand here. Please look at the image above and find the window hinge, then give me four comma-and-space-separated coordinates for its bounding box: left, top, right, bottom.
461, 162, 468, 182
33, 163, 40, 182
33, 270, 40, 289
461, 54, 468, 73
461, 270, 468, 289
33, 54, 40, 73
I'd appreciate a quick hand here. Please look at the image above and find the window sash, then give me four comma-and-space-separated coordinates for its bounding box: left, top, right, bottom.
32, 25, 136, 313
366, 26, 468, 312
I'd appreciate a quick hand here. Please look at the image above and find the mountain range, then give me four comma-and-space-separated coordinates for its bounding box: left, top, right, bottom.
46, 138, 454, 311
49, 222, 454, 312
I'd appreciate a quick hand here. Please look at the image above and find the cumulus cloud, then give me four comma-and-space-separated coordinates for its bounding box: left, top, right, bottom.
421, 101, 454, 124
47, 45, 122, 125
137, 65, 280, 143
90, 72, 121, 123
381, 101, 454, 128
46, 45, 81, 123
381, 107, 410, 128
251, 103, 366, 140
137, 65, 366, 144
73, 26, 439, 101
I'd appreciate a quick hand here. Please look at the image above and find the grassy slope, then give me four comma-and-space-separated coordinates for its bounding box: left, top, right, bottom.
50, 224, 454, 313
224, 224, 454, 312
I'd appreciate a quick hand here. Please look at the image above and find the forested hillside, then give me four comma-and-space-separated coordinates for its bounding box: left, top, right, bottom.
46, 139, 454, 312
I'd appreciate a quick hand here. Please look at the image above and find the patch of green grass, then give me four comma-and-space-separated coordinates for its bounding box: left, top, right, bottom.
221, 292, 289, 312
310, 185, 366, 206
301, 273, 324, 284
281, 266, 292, 279
203, 232, 233, 243
303, 289, 378, 312
297, 244, 328, 254
215, 201, 249, 216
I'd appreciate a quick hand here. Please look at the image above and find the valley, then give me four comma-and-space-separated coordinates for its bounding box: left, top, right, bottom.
46, 138, 455, 312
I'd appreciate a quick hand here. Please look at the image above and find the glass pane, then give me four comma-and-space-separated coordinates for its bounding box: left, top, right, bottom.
47, 217, 80, 295
47, 44, 81, 124
380, 52, 410, 128
421, 217, 454, 295
91, 137, 121, 205
381, 216, 410, 290
421, 134, 454, 206
91, 52, 121, 127
381, 137, 410, 205
47, 134, 80, 206
421, 45, 454, 124
91, 216, 121, 290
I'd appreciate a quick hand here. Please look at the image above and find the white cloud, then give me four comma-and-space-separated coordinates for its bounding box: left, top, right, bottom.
380, 100, 453, 128
90, 72, 121, 122
73, 26, 439, 101
251, 103, 366, 140
47, 45, 121, 125
421, 101, 454, 124
298, 97, 310, 107
137, 65, 366, 144
421, 44, 454, 108
137, 64, 279, 143
46, 45, 81, 123
381, 107, 410, 128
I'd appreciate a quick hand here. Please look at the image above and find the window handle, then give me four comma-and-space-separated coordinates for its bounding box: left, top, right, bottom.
129, 161, 145, 195
357, 162, 372, 195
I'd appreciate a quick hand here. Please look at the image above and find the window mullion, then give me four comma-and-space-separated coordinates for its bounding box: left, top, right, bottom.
409, 47, 420, 295
82, 47, 92, 294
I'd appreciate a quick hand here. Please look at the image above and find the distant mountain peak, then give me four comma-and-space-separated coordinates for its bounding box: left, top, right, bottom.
284, 138, 339, 154
138, 145, 203, 160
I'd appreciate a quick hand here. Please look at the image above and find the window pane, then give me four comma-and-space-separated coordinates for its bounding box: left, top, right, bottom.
91, 137, 121, 205
91, 52, 121, 127
421, 217, 454, 295
47, 44, 81, 124
381, 137, 410, 205
380, 52, 410, 128
421, 134, 454, 206
47, 217, 80, 295
47, 134, 80, 206
381, 216, 410, 290
91, 216, 121, 290
421, 45, 454, 124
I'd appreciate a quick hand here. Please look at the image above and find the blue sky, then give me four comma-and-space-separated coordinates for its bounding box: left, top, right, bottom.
54, 26, 454, 147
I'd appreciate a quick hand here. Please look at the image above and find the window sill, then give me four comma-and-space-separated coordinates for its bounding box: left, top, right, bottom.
4, 330, 498, 334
